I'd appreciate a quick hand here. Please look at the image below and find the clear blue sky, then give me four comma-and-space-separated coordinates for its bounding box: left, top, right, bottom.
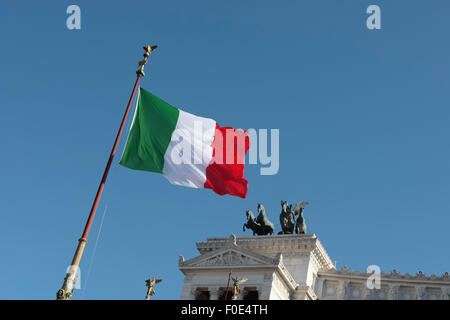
1, 0, 449, 299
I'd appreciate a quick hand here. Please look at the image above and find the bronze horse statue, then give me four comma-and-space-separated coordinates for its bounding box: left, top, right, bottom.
279, 201, 309, 234
295, 206, 307, 234
278, 201, 296, 234
243, 203, 275, 235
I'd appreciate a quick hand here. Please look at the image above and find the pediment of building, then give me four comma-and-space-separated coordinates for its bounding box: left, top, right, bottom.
179, 243, 278, 269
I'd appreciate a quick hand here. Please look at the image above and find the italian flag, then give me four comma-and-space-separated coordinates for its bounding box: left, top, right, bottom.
120, 87, 250, 198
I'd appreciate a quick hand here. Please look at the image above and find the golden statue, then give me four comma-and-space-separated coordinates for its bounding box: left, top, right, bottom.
145, 277, 162, 300
231, 277, 247, 300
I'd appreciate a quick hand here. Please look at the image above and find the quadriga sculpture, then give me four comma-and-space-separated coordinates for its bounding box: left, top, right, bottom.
243, 203, 274, 235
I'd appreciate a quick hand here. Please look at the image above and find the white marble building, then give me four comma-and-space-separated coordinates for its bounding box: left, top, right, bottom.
178, 234, 450, 300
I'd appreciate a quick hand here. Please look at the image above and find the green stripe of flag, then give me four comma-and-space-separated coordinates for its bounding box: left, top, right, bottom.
120, 87, 180, 173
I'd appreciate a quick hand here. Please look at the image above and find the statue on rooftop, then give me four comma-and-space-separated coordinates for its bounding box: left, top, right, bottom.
295, 201, 309, 234
279, 201, 309, 234
243, 203, 275, 236
279, 201, 296, 234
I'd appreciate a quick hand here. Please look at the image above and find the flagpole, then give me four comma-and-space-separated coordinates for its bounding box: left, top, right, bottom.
224, 270, 232, 300
56, 45, 157, 300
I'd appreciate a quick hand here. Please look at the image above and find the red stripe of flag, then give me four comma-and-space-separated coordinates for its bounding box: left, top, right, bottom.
204, 124, 251, 198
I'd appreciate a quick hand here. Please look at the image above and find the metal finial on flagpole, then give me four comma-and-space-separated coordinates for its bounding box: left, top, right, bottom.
56, 45, 157, 300
137, 45, 158, 77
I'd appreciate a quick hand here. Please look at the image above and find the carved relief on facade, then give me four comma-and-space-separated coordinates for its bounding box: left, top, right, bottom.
347, 282, 364, 300
370, 285, 389, 300
321, 279, 339, 298
397, 286, 416, 300
191, 251, 263, 267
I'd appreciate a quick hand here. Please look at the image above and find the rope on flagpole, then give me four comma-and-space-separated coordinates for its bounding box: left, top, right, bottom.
83, 205, 108, 295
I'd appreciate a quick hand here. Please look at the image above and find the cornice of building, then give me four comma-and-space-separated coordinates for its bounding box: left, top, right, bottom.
319, 267, 450, 285
196, 234, 335, 270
